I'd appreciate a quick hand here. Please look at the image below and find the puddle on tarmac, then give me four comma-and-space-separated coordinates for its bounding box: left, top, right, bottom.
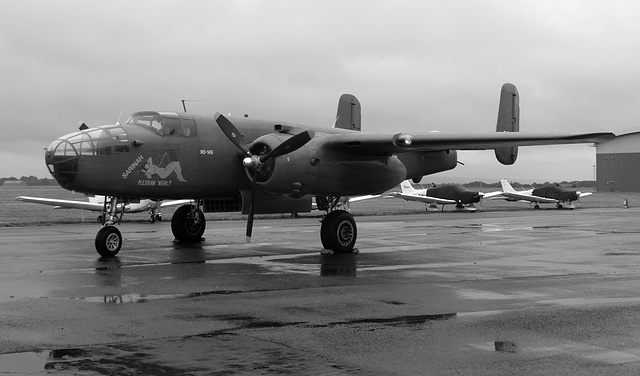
0, 333, 374, 375
80, 289, 248, 303
0, 351, 50, 374
324, 313, 457, 327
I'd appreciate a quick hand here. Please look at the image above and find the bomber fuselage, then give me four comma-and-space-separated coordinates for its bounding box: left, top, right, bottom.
45, 111, 457, 200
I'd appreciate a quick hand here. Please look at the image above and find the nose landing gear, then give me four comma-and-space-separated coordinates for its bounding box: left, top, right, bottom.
95, 226, 122, 257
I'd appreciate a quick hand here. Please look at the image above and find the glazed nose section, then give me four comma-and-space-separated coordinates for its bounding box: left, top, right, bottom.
45, 137, 79, 189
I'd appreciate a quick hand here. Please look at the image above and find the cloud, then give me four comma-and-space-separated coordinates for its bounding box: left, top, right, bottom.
1, 0, 637, 180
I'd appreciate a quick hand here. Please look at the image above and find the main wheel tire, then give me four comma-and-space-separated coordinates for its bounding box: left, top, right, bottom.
171, 205, 206, 242
95, 226, 122, 257
320, 210, 357, 253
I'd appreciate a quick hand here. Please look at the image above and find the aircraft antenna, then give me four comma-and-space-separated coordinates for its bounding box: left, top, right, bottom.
180, 99, 208, 113
116, 104, 126, 126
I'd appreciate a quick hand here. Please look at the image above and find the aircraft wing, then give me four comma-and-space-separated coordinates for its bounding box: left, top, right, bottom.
348, 195, 380, 202
387, 192, 456, 205
15, 196, 105, 211
322, 132, 614, 155
481, 191, 505, 199
496, 191, 559, 204
160, 199, 193, 208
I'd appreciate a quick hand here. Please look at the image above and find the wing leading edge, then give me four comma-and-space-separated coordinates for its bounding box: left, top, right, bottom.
387, 192, 456, 205
321, 131, 615, 156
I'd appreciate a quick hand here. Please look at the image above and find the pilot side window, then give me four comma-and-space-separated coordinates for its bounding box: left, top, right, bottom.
162, 117, 182, 136
160, 117, 197, 137
182, 119, 197, 136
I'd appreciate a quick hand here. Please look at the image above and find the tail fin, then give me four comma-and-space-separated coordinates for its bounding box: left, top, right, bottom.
495, 83, 519, 165
400, 180, 418, 194
500, 179, 516, 193
334, 94, 361, 131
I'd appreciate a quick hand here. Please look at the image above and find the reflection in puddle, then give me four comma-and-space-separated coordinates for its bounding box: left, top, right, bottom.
320, 254, 357, 276
495, 341, 519, 353
481, 224, 534, 232
82, 289, 246, 304
344, 313, 456, 326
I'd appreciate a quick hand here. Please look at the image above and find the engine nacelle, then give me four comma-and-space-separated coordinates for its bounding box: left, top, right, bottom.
248, 133, 406, 196
397, 150, 458, 181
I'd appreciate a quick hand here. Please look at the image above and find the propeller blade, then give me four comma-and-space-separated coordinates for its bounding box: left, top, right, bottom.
260, 130, 314, 162
215, 113, 252, 156
246, 169, 258, 243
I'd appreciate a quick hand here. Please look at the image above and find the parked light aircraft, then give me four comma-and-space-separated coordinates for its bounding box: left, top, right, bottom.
43, 83, 614, 257
388, 180, 502, 212
492, 179, 593, 209
15, 195, 189, 223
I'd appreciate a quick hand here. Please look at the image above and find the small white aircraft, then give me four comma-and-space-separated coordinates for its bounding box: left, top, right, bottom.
312, 195, 380, 212
15, 195, 190, 223
388, 180, 502, 212
491, 179, 592, 209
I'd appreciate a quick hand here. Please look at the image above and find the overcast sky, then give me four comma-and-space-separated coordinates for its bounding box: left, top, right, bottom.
2, 0, 639, 183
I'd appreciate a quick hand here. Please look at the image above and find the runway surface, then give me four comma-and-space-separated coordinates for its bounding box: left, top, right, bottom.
2, 207, 640, 375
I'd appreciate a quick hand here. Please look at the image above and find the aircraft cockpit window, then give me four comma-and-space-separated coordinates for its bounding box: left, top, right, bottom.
49, 129, 114, 157
126, 112, 197, 137
162, 117, 182, 136
182, 119, 197, 136
160, 117, 197, 137
126, 113, 163, 135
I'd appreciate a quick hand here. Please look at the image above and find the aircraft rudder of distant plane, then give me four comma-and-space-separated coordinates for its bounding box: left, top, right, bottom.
492, 179, 593, 209
43, 83, 614, 257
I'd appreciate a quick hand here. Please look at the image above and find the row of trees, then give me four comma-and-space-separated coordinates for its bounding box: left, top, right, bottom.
1, 176, 58, 186
460, 180, 595, 189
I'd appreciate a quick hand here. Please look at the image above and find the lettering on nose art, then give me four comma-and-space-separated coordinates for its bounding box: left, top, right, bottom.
122, 155, 144, 179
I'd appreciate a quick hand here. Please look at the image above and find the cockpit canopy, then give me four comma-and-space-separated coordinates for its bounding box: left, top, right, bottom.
126, 111, 197, 137
47, 126, 129, 158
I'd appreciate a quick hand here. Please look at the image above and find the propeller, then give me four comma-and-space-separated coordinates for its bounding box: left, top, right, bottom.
215, 113, 314, 242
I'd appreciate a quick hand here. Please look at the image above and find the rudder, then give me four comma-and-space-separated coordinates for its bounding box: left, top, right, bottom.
334, 94, 361, 131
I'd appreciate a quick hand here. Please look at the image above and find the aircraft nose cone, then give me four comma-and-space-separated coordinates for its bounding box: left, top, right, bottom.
45, 137, 79, 189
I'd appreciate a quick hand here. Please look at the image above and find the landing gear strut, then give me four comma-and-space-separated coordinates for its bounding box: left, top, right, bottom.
318, 196, 358, 253
95, 196, 124, 257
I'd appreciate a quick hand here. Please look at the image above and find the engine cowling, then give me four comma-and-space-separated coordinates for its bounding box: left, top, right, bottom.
247, 133, 406, 197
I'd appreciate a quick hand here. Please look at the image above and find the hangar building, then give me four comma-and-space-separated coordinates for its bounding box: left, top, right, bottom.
596, 131, 640, 192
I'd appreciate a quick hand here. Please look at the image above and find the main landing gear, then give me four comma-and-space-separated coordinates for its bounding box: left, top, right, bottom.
171, 204, 206, 242
92, 195, 358, 257
94, 198, 205, 257
317, 196, 358, 254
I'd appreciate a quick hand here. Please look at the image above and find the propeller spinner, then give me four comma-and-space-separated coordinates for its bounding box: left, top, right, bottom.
214, 113, 314, 242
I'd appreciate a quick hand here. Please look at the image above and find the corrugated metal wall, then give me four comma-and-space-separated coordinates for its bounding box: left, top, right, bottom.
596, 153, 640, 192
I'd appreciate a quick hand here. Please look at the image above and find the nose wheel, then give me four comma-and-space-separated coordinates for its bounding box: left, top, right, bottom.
95, 226, 122, 257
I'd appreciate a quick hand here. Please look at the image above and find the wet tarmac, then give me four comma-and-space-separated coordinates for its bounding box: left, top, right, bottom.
2, 207, 640, 374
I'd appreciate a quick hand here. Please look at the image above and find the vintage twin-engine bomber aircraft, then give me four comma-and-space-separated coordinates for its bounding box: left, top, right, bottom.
44, 83, 614, 257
